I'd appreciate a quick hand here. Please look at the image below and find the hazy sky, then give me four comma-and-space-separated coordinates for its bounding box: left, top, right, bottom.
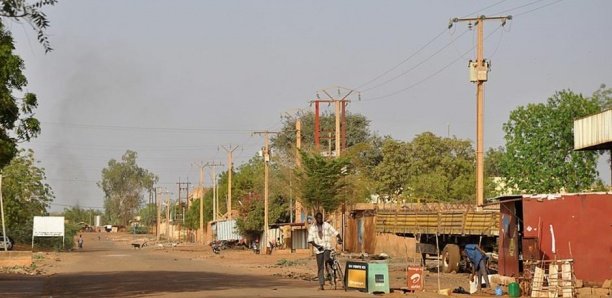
8, 0, 612, 211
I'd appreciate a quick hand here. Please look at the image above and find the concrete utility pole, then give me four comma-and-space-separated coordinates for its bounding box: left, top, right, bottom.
156, 188, 161, 241
176, 180, 190, 242
166, 191, 171, 241
253, 131, 279, 249
221, 145, 239, 220
283, 109, 305, 223
295, 118, 302, 223
449, 15, 511, 207
193, 162, 206, 244
0, 175, 7, 252
205, 162, 223, 221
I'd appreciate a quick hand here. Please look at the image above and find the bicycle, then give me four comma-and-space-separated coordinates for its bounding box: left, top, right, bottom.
325, 249, 345, 290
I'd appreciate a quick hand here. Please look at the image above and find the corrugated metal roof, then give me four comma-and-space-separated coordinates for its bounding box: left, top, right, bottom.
574, 109, 612, 150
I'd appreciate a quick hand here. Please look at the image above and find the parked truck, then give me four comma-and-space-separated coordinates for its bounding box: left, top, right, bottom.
375, 203, 499, 273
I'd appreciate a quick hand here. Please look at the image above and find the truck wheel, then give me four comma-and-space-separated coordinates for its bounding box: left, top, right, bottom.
441, 244, 460, 273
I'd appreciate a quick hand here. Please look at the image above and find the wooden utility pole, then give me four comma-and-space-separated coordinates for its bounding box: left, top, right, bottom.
221, 145, 239, 220
253, 130, 279, 249
449, 15, 511, 207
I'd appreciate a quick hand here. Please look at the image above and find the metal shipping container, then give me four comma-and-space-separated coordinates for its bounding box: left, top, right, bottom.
214, 219, 240, 241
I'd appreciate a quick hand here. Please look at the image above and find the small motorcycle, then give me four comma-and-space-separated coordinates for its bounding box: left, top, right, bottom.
252, 241, 260, 254
212, 241, 221, 254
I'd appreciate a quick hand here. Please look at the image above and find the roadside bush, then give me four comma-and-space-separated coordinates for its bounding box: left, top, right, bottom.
128, 225, 148, 234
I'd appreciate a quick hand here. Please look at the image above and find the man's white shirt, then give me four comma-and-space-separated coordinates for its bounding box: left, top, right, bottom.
307, 222, 338, 254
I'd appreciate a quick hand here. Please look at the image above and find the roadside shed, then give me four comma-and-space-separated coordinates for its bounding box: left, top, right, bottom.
497, 193, 612, 284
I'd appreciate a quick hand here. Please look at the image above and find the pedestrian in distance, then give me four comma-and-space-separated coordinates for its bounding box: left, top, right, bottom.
78, 234, 84, 249
463, 244, 490, 292
307, 212, 342, 291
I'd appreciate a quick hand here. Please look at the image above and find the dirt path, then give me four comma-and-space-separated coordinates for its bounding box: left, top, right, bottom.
0, 233, 485, 297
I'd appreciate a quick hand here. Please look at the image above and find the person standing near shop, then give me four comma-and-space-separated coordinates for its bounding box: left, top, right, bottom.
307, 212, 342, 291
464, 244, 490, 291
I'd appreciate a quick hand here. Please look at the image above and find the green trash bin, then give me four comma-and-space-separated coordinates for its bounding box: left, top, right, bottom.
367, 261, 390, 294
508, 282, 521, 297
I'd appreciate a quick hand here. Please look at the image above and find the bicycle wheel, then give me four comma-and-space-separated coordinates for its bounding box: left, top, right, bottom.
334, 260, 345, 290
325, 261, 335, 289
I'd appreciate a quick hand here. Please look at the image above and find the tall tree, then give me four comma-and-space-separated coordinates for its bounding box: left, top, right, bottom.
296, 150, 350, 212
98, 151, 158, 226
1, 149, 53, 242
272, 111, 372, 156
0, 21, 41, 168
592, 84, 612, 111
501, 90, 601, 193
373, 133, 475, 202
0, 0, 57, 53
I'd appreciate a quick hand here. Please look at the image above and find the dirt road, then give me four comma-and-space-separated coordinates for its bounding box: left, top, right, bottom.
0, 233, 479, 297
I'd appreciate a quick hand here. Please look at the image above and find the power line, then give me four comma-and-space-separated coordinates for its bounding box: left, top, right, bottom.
461, 0, 509, 18
355, 29, 447, 90
514, 0, 564, 17
491, 0, 549, 15
41, 121, 256, 134
361, 28, 471, 92
363, 24, 504, 102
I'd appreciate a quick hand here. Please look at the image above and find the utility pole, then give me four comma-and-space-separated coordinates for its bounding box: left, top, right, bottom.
166, 191, 171, 241
295, 118, 302, 223
221, 145, 239, 220
156, 187, 161, 241
176, 180, 190, 242
449, 15, 511, 207
193, 162, 207, 244
204, 162, 223, 221
253, 130, 279, 250
0, 175, 6, 252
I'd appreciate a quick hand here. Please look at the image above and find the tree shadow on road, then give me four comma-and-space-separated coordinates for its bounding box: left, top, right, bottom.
1, 270, 303, 296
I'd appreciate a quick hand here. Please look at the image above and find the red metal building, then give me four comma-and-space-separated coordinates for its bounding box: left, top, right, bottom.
498, 193, 612, 284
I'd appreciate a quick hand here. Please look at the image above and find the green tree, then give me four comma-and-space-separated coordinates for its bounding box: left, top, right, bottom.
501, 90, 601, 193
232, 155, 287, 236
1, 0, 57, 53
372, 138, 411, 199
1, 149, 53, 242
98, 150, 158, 226
137, 203, 156, 227
373, 133, 475, 202
592, 84, 612, 110
62, 206, 103, 226
0, 22, 41, 168
272, 111, 372, 156
296, 150, 350, 212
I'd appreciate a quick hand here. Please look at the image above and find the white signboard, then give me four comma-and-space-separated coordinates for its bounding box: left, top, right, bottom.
33, 216, 65, 237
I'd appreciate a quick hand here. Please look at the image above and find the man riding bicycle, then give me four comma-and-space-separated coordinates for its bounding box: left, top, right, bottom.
307, 212, 343, 291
